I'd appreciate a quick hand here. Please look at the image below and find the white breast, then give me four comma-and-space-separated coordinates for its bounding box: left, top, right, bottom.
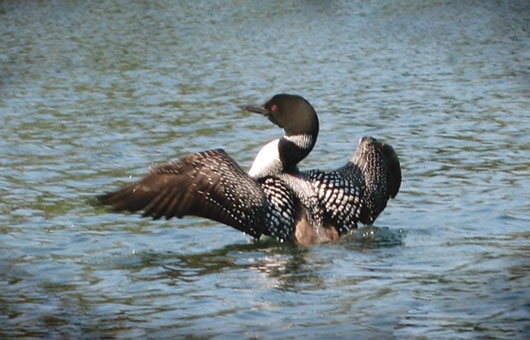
248, 139, 283, 178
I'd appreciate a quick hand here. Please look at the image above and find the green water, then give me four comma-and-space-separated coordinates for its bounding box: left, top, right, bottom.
1, 1, 529, 338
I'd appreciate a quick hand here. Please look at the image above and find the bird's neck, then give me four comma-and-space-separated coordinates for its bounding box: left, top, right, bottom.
248, 132, 317, 178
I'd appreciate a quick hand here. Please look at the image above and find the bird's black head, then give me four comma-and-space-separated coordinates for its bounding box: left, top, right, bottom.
241, 94, 319, 138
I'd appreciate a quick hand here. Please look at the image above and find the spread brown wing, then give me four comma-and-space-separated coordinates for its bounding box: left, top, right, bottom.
98, 149, 268, 238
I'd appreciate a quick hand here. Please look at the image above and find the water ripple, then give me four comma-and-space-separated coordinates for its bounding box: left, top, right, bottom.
1, 0, 529, 338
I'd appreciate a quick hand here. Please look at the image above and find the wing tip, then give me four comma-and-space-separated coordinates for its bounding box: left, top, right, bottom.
381, 143, 401, 199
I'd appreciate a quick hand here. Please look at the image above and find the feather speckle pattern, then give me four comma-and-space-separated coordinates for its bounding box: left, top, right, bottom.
98, 137, 400, 244
303, 136, 401, 233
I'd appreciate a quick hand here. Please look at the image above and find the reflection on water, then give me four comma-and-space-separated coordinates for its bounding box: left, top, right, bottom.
1, 0, 530, 338
157, 226, 404, 290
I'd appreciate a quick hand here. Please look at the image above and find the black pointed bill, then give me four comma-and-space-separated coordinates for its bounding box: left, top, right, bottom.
239, 104, 268, 116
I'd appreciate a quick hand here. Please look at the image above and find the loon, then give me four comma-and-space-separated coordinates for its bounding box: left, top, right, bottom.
98, 94, 401, 244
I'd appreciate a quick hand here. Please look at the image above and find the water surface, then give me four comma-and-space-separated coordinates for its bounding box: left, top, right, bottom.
1, 1, 529, 338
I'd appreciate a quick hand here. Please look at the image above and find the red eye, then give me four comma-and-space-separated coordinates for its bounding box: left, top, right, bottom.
271, 104, 278, 111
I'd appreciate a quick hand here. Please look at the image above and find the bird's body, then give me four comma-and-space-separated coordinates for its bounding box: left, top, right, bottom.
98, 94, 401, 245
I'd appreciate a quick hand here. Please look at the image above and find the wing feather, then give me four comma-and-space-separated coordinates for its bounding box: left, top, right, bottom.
98, 149, 267, 237
350, 137, 401, 224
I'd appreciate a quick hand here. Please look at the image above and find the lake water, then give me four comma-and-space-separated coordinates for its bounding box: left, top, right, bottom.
1, 0, 529, 338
